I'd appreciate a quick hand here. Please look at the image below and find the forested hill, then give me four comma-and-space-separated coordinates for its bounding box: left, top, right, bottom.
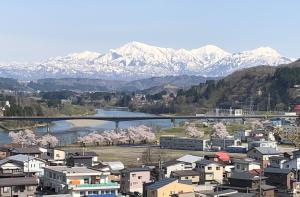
175, 59, 300, 111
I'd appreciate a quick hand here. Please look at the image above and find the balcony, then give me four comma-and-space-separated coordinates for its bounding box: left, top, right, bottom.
71, 182, 120, 190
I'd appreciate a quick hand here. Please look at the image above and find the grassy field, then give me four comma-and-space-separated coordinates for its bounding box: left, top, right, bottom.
61, 145, 246, 166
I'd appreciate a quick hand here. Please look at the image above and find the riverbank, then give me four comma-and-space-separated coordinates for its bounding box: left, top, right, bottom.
66, 119, 106, 127
0, 122, 48, 132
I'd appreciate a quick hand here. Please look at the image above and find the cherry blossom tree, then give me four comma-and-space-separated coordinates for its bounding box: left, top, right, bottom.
9, 129, 38, 146
77, 125, 156, 146
39, 134, 59, 147
185, 126, 204, 138
212, 122, 229, 138
251, 120, 264, 130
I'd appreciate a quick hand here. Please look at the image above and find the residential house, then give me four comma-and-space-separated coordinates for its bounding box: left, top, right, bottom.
282, 157, 300, 181
247, 147, 281, 168
195, 160, 224, 184
9, 147, 42, 158
162, 160, 185, 178
66, 151, 98, 167
176, 155, 204, 170
43, 166, 120, 197
0, 177, 38, 197
47, 148, 66, 164
263, 167, 295, 190
120, 167, 151, 194
171, 170, 200, 184
160, 135, 208, 151
206, 189, 256, 197
93, 161, 125, 183
145, 178, 194, 197
234, 129, 251, 142
232, 158, 260, 173
218, 172, 275, 197
0, 147, 10, 159
268, 156, 287, 168
0, 154, 46, 177
248, 140, 278, 151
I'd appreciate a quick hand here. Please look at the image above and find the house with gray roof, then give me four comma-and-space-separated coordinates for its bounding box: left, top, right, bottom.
0, 154, 46, 177
0, 177, 38, 197
247, 147, 281, 168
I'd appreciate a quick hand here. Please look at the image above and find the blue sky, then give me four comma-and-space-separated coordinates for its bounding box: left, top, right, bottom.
0, 0, 299, 62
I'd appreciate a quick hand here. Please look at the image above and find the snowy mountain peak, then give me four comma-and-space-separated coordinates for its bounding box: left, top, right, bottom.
68, 51, 101, 60
0, 42, 293, 80
245, 47, 281, 57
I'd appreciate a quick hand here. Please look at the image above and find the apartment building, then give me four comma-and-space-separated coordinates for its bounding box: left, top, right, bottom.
43, 166, 120, 197
160, 135, 208, 151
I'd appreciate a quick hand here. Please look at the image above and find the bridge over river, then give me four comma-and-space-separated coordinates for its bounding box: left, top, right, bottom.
0, 114, 298, 128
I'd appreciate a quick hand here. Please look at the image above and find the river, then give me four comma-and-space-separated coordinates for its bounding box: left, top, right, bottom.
0, 109, 175, 145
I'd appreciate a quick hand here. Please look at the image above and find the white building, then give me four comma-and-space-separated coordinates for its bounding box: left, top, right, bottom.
234, 129, 251, 142
176, 154, 204, 170
43, 166, 120, 197
0, 154, 46, 177
248, 140, 278, 150
232, 158, 260, 172
162, 160, 185, 178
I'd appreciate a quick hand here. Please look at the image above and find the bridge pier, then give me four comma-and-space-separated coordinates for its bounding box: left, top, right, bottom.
171, 118, 176, 127
46, 122, 50, 133
115, 121, 119, 131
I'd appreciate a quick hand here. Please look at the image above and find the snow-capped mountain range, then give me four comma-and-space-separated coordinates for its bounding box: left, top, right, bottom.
0, 41, 292, 80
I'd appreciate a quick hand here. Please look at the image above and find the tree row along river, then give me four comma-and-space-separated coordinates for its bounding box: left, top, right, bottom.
0, 109, 174, 145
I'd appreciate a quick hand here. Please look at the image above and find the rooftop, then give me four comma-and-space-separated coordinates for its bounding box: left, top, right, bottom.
146, 178, 178, 190
171, 170, 200, 177
44, 166, 101, 175
11, 147, 41, 154
196, 159, 221, 166
264, 167, 293, 174
251, 147, 281, 155
176, 154, 203, 163
122, 167, 151, 173
229, 172, 267, 181
0, 177, 37, 186
0, 154, 42, 165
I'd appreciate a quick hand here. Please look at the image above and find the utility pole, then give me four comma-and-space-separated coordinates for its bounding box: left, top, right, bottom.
267, 93, 271, 113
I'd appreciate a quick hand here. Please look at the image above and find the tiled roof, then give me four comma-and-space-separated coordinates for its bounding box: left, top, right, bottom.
122, 167, 151, 173
264, 167, 293, 174
229, 172, 267, 180
196, 159, 221, 166
0, 177, 37, 186
171, 170, 199, 177
252, 147, 280, 155
146, 178, 177, 190
11, 147, 41, 154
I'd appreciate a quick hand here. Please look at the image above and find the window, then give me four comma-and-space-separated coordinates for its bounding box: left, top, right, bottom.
138, 176, 142, 179
80, 191, 85, 196
84, 178, 89, 184
132, 173, 136, 177
208, 167, 212, 170
185, 177, 189, 179
3, 187, 9, 193
216, 167, 220, 170
28, 186, 34, 191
